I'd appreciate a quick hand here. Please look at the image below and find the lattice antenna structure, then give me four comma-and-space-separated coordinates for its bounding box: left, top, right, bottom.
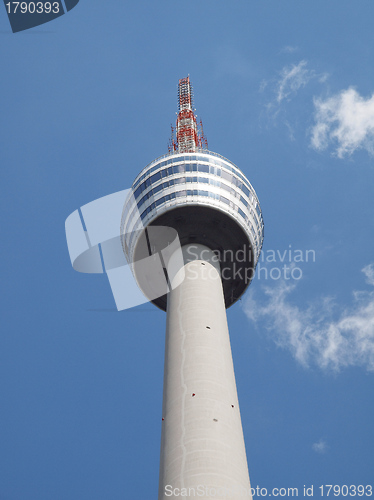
167, 124, 177, 153
198, 118, 208, 149
171, 76, 208, 153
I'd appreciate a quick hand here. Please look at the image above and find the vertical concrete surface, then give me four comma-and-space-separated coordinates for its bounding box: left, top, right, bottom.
158, 244, 252, 500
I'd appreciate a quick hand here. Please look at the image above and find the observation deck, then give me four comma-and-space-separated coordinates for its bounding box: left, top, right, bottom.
121, 149, 264, 311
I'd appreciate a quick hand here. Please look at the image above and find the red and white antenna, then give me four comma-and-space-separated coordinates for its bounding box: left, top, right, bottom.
169, 76, 208, 153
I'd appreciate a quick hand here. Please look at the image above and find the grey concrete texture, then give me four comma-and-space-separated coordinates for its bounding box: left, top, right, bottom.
158, 245, 252, 499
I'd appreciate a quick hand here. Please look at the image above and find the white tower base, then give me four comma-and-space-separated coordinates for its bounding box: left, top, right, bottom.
159, 244, 252, 500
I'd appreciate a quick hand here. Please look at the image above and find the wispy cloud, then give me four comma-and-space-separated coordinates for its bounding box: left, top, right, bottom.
243, 264, 374, 372
261, 60, 329, 138
262, 60, 374, 160
310, 88, 374, 158
276, 60, 314, 104
312, 439, 328, 454
280, 46, 299, 54
363, 263, 374, 286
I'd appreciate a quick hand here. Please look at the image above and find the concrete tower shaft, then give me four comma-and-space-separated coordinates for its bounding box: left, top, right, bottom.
159, 245, 252, 499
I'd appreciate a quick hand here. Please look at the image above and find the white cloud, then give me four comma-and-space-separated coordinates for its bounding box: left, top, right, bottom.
311, 88, 374, 158
363, 263, 374, 286
312, 439, 328, 454
280, 46, 299, 54
261, 60, 328, 134
276, 60, 314, 103
318, 73, 329, 84
284, 120, 296, 141
259, 79, 268, 93
243, 264, 374, 372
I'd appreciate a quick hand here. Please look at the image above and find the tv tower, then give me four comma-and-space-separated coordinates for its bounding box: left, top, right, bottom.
66, 76, 263, 499
121, 76, 264, 499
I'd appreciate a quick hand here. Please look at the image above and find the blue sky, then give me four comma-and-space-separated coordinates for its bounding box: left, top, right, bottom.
1, 1, 373, 499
